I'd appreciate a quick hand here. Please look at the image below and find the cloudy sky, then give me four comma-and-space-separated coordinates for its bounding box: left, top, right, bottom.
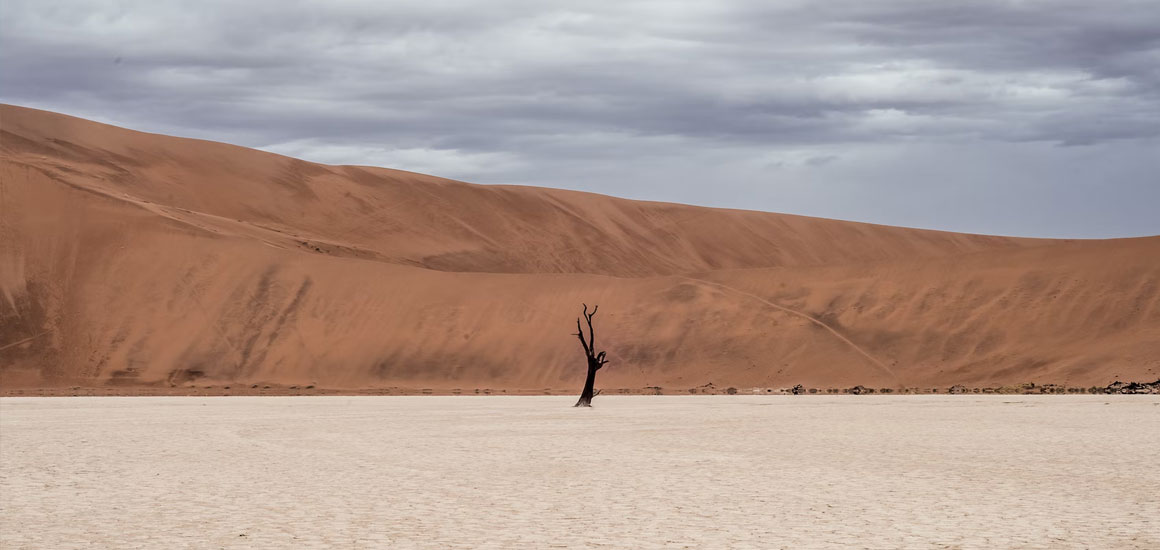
3, 0, 1158, 238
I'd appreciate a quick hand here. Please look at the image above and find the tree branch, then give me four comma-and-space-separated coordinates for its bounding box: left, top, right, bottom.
575, 318, 591, 356
583, 303, 598, 353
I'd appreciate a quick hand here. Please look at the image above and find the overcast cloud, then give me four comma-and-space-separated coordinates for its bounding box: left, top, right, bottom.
2, 0, 1158, 237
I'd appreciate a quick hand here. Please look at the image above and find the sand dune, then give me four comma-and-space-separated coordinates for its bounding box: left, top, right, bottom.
2, 104, 1158, 391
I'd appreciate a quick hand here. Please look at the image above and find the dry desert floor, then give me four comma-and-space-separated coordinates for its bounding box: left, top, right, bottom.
1, 395, 1158, 549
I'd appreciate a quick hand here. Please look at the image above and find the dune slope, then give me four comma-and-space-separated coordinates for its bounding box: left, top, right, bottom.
2, 104, 1158, 391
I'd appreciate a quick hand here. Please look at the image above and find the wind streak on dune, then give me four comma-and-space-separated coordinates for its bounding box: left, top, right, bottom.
680, 276, 898, 381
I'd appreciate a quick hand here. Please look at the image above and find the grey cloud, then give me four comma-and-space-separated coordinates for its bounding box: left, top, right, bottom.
2, 0, 1157, 237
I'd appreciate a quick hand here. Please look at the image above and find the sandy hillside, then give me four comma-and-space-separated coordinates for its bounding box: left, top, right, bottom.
2, 104, 1158, 391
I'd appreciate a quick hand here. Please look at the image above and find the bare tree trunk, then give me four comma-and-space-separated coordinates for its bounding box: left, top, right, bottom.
575, 361, 598, 407
573, 304, 609, 407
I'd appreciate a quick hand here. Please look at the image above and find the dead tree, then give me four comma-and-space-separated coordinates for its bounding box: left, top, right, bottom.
573, 303, 609, 407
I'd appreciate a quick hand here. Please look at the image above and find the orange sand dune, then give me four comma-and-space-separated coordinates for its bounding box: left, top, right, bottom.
2, 104, 1158, 391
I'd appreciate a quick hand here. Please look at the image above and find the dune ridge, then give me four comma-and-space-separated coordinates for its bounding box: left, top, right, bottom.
2, 104, 1158, 392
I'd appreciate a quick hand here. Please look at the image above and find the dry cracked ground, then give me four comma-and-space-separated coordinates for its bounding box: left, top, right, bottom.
1, 395, 1158, 549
